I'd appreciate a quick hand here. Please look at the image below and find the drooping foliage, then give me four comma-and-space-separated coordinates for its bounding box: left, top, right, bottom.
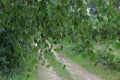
0, 0, 120, 77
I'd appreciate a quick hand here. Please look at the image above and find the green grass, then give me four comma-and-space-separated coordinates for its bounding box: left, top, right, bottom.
61, 43, 120, 80
6, 69, 37, 80
1, 51, 38, 80
1, 65, 38, 80
46, 52, 74, 80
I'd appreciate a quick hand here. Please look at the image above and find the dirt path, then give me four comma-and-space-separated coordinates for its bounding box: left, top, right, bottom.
37, 46, 63, 80
51, 49, 103, 80
38, 61, 63, 80
38, 41, 103, 80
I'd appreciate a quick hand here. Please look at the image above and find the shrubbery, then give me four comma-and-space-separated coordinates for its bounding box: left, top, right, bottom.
0, 28, 20, 74
94, 42, 120, 71
97, 52, 120, 71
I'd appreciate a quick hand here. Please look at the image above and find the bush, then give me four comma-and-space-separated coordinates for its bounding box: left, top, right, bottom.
113, 59, 120, 71
97, 52, 120, 71
0, 28, 20, 74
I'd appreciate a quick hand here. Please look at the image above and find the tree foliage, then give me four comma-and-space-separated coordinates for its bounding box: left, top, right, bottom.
0, 0, 120, 76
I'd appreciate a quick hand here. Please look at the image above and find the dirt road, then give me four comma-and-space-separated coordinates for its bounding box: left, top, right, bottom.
51, 49, 103, 80
38, 62, 63, 80
38, 41, 103, 80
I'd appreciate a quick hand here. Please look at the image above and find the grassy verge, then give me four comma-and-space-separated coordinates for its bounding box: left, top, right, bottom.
1, 50, 38, 80
6, 68, 37, 80
61, 43, 120, 80
1, 66, 37, 80
46, 52, 74, 80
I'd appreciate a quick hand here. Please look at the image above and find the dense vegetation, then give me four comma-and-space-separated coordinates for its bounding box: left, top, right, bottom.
0, 0, 120, 79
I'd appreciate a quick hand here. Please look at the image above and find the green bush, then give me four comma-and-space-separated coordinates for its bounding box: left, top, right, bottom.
0, 28, 20, 74
97, 52, 120, 71
113, 58, 120, 71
